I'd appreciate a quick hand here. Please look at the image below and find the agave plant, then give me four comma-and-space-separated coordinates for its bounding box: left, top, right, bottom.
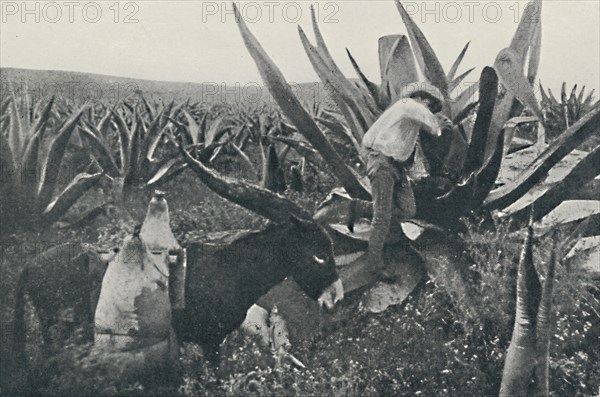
236, 0, 600, 226
0, 95, 106, 230
148, 103, 247, 185
195, 0, 600, 296
540, 82, 599, 141
78, 97, 196, 194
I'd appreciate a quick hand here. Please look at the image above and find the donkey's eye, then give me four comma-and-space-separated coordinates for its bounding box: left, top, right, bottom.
313, 255, 326, 265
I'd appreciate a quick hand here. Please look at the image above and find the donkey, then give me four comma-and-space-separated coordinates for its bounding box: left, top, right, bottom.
172, 215, 341, 362
13, 191, 342, 368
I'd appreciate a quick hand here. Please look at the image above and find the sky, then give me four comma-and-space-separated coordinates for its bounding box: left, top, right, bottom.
1, 0, 599, 94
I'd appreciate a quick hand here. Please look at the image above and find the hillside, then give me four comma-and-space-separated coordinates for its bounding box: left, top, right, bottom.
0, 67, 333, 107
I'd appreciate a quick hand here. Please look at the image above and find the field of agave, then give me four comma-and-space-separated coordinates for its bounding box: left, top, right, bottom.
1, 0, 599, 395
0, 91, 334, 230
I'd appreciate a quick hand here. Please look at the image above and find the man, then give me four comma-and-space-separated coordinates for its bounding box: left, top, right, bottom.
362, 83, 450, 281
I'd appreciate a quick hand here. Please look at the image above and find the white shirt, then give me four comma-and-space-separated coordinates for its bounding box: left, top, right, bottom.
362, 98, 441, 163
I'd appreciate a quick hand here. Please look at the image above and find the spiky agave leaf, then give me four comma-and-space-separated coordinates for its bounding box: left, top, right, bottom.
147, 157, 188, 186
229, 141, 258, 180
111, 108, 131, 169
299, 7, 376, 140
451, 101, 478, 128
42, 171, 105, 224
95, 108, 113, 139
8, 97, 23, 162
140, 95, 157, 120
394, 0, 448, 95
305, 6, 378, 125
204, 114, 228, 147
0, 97, 10, 116
233, 2, 370, 200
298, 26, 373, 138
28, 96, 55, 139
139, 110, 169, 169
0, 130, 18, 206
272, 136, 324, 168
261, 143, 286, 192
485, 0, 542, 161
36, 107, 86, 212
78, 125, 121, 177
315, 115, 362, 155
124, 115, 143, 188
447, 41, 471, 82
20, 97, 56, 208
582, 89, 597, 108
183, 109, 201, 145
346, 48, 382, 110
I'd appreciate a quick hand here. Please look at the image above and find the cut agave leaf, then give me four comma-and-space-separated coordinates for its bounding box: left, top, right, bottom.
494, 48, 541, 118
472, 130, 505, 208
462, 67, 498, 177
508, 145, 600, 228
378, 35, 419, 105
181, 144, 312, 223
509, 0, 542, 61
527, 14, 542, 85
485, 105, 600, 210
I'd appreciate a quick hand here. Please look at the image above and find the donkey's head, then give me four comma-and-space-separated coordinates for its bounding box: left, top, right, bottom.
283, 215, 342, 308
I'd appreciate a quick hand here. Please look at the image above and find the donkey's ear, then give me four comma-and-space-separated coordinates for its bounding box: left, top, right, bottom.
289, 214, 316, 231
